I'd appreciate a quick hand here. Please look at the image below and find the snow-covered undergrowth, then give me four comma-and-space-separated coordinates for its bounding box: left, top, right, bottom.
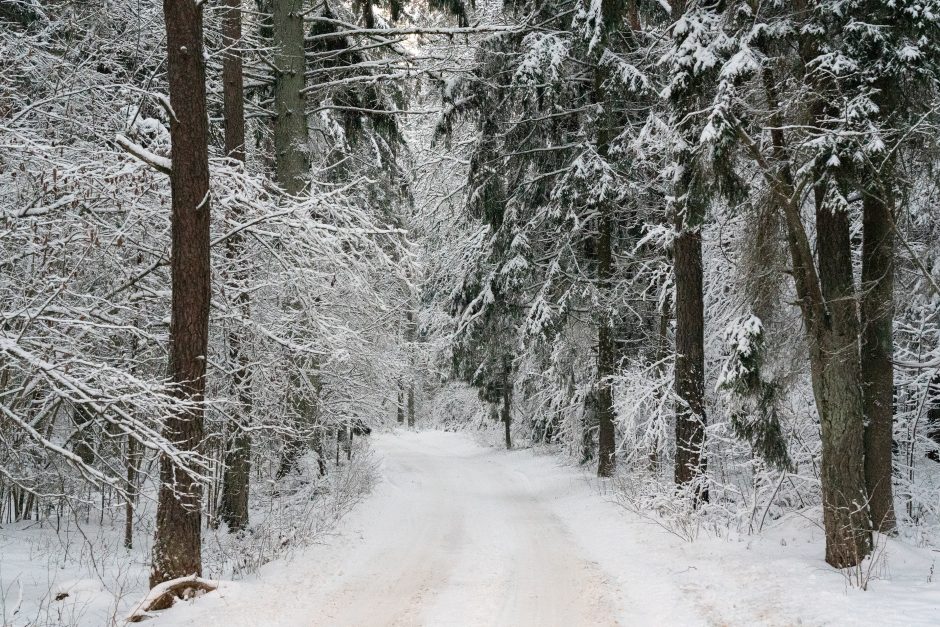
510, 443, 940, 626
0, 444, 377, 626
424, 379, 940, 608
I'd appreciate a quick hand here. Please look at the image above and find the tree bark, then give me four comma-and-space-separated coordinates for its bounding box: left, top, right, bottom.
861, 186, 897, 532
312, 422, 327, 476
222, 0, 246, 165
273, 0, 309, 195
592, 42, 616, 479
342, 421, 352, 459
151, 0, 211, 589
667, 0, 707, 501
813, 183, 873, 566
405, 309, 416, 428
649, 291, 671, 471
271, 0, 314, 476
673, 218, 707, 500
501, 364, 512, 450
219, 0, 252, 534
748, 68, 872, 567
596, 207, 616, 477
220, 424, 251, 531
927, 374, 940, 461
124, 434, 140, 549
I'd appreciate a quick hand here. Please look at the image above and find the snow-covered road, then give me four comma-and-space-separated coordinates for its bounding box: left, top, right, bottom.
284, 431, 620, 626
159, 431, 940, 627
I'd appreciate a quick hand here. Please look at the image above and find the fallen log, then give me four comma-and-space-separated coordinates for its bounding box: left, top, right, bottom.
126, 574, 218, 623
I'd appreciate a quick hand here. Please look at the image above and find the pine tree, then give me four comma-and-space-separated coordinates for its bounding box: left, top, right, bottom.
150, 0, 212, 590
662, 0, 729, 503
219, 0, 252, 533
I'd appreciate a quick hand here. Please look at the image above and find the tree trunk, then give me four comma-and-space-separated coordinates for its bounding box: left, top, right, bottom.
667, 0, 706, 501
753, 68, 872, 566
273, 0, 309, 195
151, 0, 211, 590
222, 0, 246, 165
649, 291, 671, 471
592, 48, 616, 479
673, 212, 706, 501
580, 391, 597, 465
336, 426, 346, 464
860, 187, 897, 533
813, 183, 873, 566
503, 404, 511, 449
220, 427, 250, 531
500, 357, 512, 450
397, 389, 405, 424
405, 309, 416, 428
312, 422, 326, 476
219, 0, 252, 534
927, 374, 940, 462
596, 207, 616, 477
341, 422, 351, 459
276, 426, 304, 479
124, 434, 140, 550
270, 0, 312, 473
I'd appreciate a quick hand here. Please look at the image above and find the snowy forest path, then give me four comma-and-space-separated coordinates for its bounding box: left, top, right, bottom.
158, 431, 707, 626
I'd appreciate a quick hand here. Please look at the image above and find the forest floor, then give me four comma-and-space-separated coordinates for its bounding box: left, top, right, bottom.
155, 430, 940, 627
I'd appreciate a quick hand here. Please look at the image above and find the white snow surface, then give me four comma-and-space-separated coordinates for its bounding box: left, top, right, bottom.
157, 431, 940, 626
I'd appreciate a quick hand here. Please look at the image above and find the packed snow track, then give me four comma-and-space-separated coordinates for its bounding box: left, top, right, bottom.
162, 431, 631, 626
157, 431, 938, 627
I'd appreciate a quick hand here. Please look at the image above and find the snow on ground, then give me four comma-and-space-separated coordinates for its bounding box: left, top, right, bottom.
153, 430, 940, 626
0, 515, 150, 626
0, 451, 372, 626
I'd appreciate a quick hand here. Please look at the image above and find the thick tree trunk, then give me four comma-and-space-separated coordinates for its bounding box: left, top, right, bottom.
271, 0, 312, 475
673, 221, 707, 501
407, 386, 415, 428
219, 0, 252, 534
667, 0, 706, 501
222, 0, 246, 165
753, 70, 872, 566
814, 184, 873, 566
151, 0, 211, 590
860, 188, 897, 533
336, 426, 347, 464
273, 0, 309, 195
580, 391, 597, 465
397, 389, 405, 424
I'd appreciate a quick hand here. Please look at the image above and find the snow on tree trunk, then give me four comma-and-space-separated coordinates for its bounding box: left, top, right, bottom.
219, 0, 252, 534
672, 222, 706, 500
